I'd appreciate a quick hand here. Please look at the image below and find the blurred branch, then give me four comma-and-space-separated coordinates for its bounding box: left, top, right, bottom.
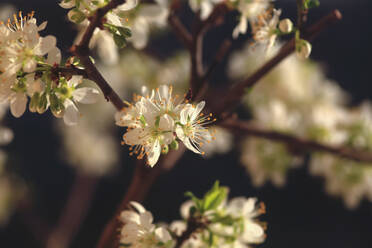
96, 145, 186, 248
70, 0, 127, 111
46, 173, 98, 248
216, 9, 342, 118
221, 119, 372, 163
190, 3, 230, 98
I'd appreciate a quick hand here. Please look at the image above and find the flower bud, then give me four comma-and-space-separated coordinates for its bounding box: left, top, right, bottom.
279, 19, 293, 33
161, 145, 169, 154
50, 93, 65, 118
37, 93, 48, 114
296, 39, 312, 59
170, 140, 179, 150
29, 93, 40, 113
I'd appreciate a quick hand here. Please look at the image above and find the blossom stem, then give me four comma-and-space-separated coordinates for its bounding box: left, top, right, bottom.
220, 119, 372, 163
70, 0, 127, 111
216, 9, 342, 119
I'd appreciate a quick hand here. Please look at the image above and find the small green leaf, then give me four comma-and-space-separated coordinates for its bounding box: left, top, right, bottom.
113, 33, 127, 48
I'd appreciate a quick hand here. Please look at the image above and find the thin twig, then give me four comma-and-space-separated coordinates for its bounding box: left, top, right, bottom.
190, 3, 230, 98
220, 120, 372, 163
216, 10, 342, 118
70, 0, 127, 111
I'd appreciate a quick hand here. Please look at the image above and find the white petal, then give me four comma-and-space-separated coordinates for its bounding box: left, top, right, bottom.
155, 227, 172, 242
191, 101, 205, 120
140, 211, 154, 229
10, 93, 27, 118
183, 137, 202, 154
180, 200, 194, 219
120, 210, 140, 224
123, 128, 147, 145
34, 36, 57, 56
129, 201, 146, 214
146, 139, 161, 167
117, 0, 138, 11
63, 99, 79, 126
59, 0, 76, 9
68, 75, 83, 87
38, 21, 48, 31
46, 47, 61, 65
200, 1, 213, 20
72, 87, 100, 104
159, 114, 174, 131
23, 58, 37, 73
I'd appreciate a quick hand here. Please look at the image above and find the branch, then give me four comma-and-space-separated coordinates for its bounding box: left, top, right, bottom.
190, 3, 230, 98
168, 13, 192, 49
96, 145, 187, 248
70, 0, 127, 111
220, 119, 372, 163
175, 216, 207, 247
216, 9, 342, 118
46, 173, 98, 248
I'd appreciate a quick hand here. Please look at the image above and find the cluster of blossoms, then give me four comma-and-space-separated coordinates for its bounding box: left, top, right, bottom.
228, 41, 372, 208
0, 12, 100, 125
60, 0, 169, 64
188, 0, 311, 58
119, 182, 266, 248
116, 85, 215, 167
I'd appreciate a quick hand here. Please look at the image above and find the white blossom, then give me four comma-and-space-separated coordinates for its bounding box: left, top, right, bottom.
116, 85, 214, 167
232, 0, 271, 38
119, 201, 174, 247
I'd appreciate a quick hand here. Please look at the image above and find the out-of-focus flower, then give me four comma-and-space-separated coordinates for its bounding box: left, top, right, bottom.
232, 0, 271, 38
119, 201, 174, 247
189, 0, 223, 20
241, 137, 302, 187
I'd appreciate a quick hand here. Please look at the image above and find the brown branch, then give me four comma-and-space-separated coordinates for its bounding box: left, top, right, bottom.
196, 38, 232, 101
175, 216, 207, 247
70, 0, 127, 111
46, 173, 98, 248
220, 120, 372, 163
96, 145, 186, 248
168, 13, 192, 49
216, 9, 342, 118
190, 3, 230, 98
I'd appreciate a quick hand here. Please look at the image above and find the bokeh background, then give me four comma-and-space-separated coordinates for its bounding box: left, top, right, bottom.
0, 0, 372, 248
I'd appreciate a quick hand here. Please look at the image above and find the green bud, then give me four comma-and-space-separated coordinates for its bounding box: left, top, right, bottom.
37, 93, 48, 114
170, 140, 179, 150
161, 145, 169, 154
29, 93, 40, 113
50, 93, 65, 118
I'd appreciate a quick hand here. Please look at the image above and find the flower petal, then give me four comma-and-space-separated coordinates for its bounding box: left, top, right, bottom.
63, 99, 79, 126
72, 87, 100, 104
10, 93, 27, 118
34, 36, 57, 56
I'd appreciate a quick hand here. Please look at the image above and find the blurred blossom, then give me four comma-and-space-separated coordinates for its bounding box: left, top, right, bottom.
310, 154, 372, 209
202, 127, 233, 158
241, 137, 302, 187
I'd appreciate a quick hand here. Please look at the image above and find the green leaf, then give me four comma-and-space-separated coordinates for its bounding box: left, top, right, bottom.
113, 33, 127, 48
304, 0, 320, 9
117, 26, 132, 38
202, 181, 227, 212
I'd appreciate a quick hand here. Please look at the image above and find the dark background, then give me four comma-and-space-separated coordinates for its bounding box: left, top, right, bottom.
0, 0, 372, 248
